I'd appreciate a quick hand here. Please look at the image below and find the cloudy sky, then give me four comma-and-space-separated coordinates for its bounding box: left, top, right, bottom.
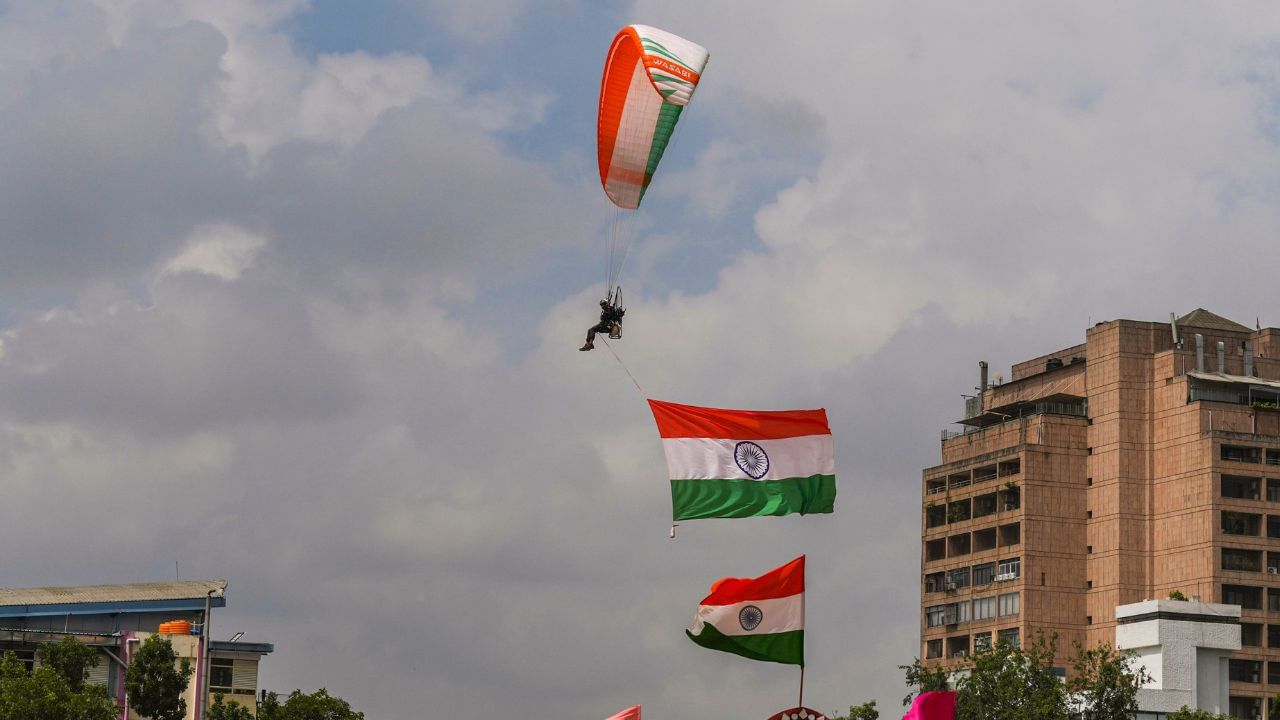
4, 1, 1280, 717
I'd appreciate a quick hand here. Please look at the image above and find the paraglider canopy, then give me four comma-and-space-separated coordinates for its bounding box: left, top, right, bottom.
597, 25, 710, 210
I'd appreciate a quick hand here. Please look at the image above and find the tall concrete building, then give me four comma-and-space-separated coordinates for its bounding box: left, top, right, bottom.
920, 310, 1280, 719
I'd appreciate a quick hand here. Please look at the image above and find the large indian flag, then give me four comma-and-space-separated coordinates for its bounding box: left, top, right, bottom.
648, 399, 836, 520
687, 555, 805, 666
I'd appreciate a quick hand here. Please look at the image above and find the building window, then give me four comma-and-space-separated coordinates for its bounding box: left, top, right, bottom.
947, 568, 971, 590
947, 635, 970, 659
948, 533, 971, 557
1268, 478, 1280, 502
926, 539, 946, 562
973, 493, 998, 519
1268, 516, 1280, 539
972, 563, 995, 586
998, 522, 1021, 546
210, 658, 234, 690
973, 596, 996, 621
997, 558, 1020, 582
997, 627, 1020, 648
1269, 661, 1280, 684
1223, 475, 1261, 500
1224, 584, 1263, 610
926, 504, 947, 528
999, 592, 1020, 617
1242, 623, 1263, 647
973, 528, 997, 552
926, 639, 943, 659
1230, 696, 1261, 720
1222, 445, 1261, 464
1223, 511, 1262, 536
1223, 548, 1264, 572
925, 572, 947, 594
926, 605, 948, 628
1269, 449, 1280, 466
973, 632, 992, 652
1230, 660, 1261, 684
1268, 625, 1280, 648
948, 499, 972, 523
1269, 588, 1280, 613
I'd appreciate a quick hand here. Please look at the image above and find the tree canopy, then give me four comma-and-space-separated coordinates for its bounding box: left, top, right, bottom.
35, 637, 101, 692
125, 635, 193, 720
898, 632, 1152, 720
257, 688, 365, 720
0, 650, 117, 720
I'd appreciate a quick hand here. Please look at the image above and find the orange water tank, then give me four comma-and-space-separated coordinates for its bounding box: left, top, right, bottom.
157, 620, 193, 635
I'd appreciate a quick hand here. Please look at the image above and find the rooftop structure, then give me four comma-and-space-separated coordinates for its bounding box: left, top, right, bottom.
0, 579, 271, 719
920, 310, 1280, 719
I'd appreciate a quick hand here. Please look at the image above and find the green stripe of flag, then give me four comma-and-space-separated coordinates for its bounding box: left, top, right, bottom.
687, 623, 804, 666
670, 475, 836, 520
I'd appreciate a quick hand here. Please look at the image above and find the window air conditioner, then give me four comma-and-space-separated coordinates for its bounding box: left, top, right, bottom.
996, 572, 1016, 582
1268, 567, 1278, 574
945, 581, 958, 591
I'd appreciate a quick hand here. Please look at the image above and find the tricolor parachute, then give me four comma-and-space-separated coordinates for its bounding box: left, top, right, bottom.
597, 25, 709, 297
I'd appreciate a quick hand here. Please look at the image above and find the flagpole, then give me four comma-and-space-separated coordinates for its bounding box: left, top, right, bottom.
798, 665, 805, 708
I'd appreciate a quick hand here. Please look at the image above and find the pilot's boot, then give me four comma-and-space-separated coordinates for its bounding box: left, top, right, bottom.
579, 340, 594, 351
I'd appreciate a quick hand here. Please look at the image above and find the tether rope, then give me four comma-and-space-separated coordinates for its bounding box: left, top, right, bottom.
600, 337, 646, 397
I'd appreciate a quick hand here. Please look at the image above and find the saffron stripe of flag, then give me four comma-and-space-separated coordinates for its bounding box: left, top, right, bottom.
649, 399, 835, 520
605, 705, 641, 720
687, 555, 805, 666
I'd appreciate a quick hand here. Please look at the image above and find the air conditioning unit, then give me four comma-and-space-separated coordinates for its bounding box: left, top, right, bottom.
953, 650, 968, 658
1268, 567, 1279, 575
945, 581, 958, 592
1004, 503, 1018, 511
996, 572, 1017, 582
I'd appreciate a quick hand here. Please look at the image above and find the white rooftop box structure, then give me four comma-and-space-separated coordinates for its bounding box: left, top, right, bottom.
1115, 599, 1241, 718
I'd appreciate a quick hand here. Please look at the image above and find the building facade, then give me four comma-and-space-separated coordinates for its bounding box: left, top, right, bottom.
920, 309, 1280, 719
0, 579, 272, 719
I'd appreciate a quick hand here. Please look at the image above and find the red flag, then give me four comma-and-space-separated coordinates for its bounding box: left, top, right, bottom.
605, 705, 640, 720
902, 691, 956, 720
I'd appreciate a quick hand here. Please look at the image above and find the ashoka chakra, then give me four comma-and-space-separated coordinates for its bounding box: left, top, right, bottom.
739, 604, 764, 631
734, 441, 770, 479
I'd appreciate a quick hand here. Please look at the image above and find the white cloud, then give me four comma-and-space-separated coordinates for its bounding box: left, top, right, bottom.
160, 224, 267, 281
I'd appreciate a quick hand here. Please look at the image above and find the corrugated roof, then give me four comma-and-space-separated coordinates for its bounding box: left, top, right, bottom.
1176, 308, 1252, 334
1188, 371, 1280, 391
0, 580, 226, 607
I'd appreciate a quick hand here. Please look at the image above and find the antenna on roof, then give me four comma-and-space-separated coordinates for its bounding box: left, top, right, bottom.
175, 561, 180, 581
1170, 312, 1182, 349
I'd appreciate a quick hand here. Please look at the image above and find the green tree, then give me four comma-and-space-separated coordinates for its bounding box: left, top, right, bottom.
1066, 641, 1151, 720
0, 651, 117, 720
125, 635, 193, 720
36, 637, 101, 692
954, 633, 1069, 720
1168, 590, 1188, 601
831, 699, 879, 720
899, 658, 950, 706
208, 693, 255, 720
257, 688, 364, 720
1167, 707, 1237, 720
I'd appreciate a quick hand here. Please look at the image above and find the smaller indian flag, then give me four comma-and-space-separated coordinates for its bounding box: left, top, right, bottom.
649, 399, 836, 520
605, 705, 640, 720
687, 555, 804, 666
